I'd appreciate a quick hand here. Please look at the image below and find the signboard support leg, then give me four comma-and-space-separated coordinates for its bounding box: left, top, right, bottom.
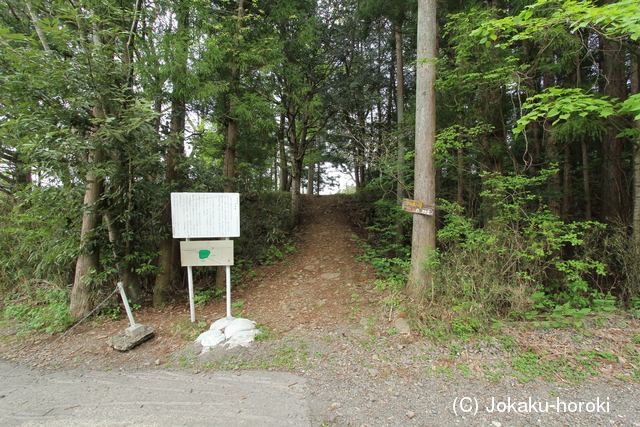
188, 265, 195, 323
226, 266, 231, 318
186, 238, 195, 323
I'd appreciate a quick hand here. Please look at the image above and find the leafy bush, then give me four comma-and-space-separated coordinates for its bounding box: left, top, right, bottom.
435, 171, 607, 318
1, 283, 73, 335
234, 191, 294, 266
585, 223, 640, 305
0, 188, 82, 290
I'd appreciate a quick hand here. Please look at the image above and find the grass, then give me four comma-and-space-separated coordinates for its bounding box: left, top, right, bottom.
170, 318, 208, 341
0, 284, 74, 336
197, 343, 311, 371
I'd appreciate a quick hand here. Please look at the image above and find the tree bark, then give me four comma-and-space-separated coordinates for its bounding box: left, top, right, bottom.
632, 58, 640, 242
154, 96, 186, 306
26, 1, 50, 52
290, 156, 304, 226
223, 116, 237, 192
407, 0, 437, 299
581, 139, 592, 221
307, 139, 315, 195
307, 160, 314, 195
562, 144, 571, 221
544, 118, 561, 217
289, 127, 306, 226
279, 140, 290, 192
222, 0, 244, 193
395, 21, 406, 245
600, 35, 627, 221
395, 22, 406, 203
70, 146, 104, 320
153, 0, 189, 306
456, 146, 464, 206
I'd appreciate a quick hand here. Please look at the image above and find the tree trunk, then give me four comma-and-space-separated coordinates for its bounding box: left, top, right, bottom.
307, 161, 314, 195
395, 21, 406, 245
154, 97, 185, 303
407, 0, 437, 299
105, 211, 142, 304
277, 112, 289, 192
154, 99, 186, 306
154, 223, 174, 306
26, 1, 50, 52
307, 139, 315, 195
581, 139, 592, 221
395, 22, 406, 203
456, 146, 464, 206
279, 140, 289, 192
218, 0, 245, 292
632, 58, 640, 242
222, 0, 244, 193
223, 117, 237, 192
70, 147, 104, 320
354, 147, 361, 190
544, 118, 561, 217
290, 156, 303, 226
562, 144, 571, 221
153, 0, 189, 306
600, 35, 627, 221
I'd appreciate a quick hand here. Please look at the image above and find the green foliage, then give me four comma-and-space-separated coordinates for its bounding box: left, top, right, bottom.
511, 350, 588, 383
231, 300, 245, 313
590, 225, 640, 304
194, 287, 224, 306
435, 170, 607, 318
366, 200, 410, 254
233, 192, 295, 268
254, 324, 274, 341
471, 0, 640, 45
355, 196, 411, 290
1, 284, 73, 335
0, 189, 82, 288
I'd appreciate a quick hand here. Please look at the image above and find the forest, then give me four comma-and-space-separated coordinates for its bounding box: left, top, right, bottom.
1, 0, 639, 334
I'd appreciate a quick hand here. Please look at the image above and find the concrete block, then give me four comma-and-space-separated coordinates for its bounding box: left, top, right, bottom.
125, 324, 146, 339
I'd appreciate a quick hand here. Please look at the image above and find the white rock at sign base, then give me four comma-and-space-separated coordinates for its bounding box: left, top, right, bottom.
226, 329, 261, 349
195, 316, 260, 351
224, 318, 257, 339
210, 316, 234, 331
195, 329, 225, 347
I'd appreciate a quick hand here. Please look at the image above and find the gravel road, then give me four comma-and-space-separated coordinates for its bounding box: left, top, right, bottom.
2, 350, 640, 427
0, 361, 308, 426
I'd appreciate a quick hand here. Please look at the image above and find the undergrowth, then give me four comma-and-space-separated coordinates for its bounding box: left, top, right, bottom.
0, 282, 73, 335
347, 169, 640, 341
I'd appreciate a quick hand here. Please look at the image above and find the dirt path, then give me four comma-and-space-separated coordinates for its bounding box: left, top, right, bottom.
233, 194, 378, 334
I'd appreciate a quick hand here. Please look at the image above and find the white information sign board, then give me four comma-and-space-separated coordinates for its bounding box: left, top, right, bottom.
170, 192, 240, 322
171, 192, 240, 238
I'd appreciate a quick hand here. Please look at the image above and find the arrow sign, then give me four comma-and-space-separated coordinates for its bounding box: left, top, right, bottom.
402, 198, 435, 216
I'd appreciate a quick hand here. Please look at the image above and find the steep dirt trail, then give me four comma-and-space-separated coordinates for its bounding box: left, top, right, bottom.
230, 194, 378, 333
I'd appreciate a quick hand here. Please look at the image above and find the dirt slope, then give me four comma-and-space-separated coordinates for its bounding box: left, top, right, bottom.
236, 194, 378, 332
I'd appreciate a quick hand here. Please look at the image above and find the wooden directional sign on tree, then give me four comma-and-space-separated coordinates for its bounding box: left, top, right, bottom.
402, 198, 435, 216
